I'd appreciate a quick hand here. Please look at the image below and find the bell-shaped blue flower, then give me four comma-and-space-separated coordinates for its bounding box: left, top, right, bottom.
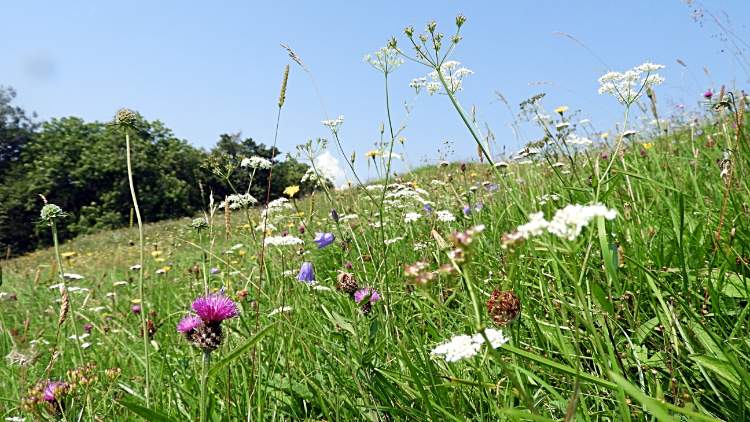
296, 262, 314, 283
314, 232, 335, 249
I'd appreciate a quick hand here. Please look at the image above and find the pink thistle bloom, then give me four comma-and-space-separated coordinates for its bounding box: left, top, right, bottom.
354, 288, 381, 303
44, 381, 66, 402
192, 291, 240, 323
177, 315, 202, 333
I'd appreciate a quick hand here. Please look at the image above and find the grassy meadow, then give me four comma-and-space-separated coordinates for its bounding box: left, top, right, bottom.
2, 16, 750, 422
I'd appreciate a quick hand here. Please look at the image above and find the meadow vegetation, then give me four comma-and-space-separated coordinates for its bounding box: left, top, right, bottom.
1, 14, 750, 422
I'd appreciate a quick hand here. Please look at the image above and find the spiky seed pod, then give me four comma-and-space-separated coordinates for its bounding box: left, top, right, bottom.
337, 271, 358, 294
487, 290, 520, 325
360, 302, 372, 315
193, 323, 223, 352
279, 64, 290, 108
58, 290, 70, 326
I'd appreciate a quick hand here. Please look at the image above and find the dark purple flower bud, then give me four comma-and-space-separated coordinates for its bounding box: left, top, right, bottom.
704, 91, 713, 98
299, 225, 305, 234
132, 305, 141, 313
460, 162, 466, 172
331, 209, 339, 223
296, 262, 314, 283
84, 324, 93, 332
313, 232, 335, 249
640, 149, 647, 158
601, 153, 609, 159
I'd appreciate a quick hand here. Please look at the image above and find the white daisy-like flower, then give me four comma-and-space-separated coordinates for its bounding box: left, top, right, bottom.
268, 306, 292, 317
404, 212, 422, 223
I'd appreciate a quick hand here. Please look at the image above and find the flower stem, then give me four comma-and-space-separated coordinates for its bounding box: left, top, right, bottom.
125, 131, 150, 406
51, 220, 84, 365
201, 350, 211, 422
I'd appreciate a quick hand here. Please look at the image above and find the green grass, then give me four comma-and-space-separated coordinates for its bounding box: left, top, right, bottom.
2, 44, 750, 422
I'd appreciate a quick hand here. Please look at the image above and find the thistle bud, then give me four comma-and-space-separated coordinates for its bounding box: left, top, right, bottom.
460, 162, 466, 172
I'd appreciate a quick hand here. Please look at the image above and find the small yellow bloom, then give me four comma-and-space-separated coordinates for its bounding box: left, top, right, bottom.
365, 150, 381, 158
131, 298, 141, 304
284, 185, 300, 197
297, 211, 305, 216
154, 257, 165, 262
61, 252, 76, 258
242, 224, 251, 229
642, 142, 653, 149
397, 138, 405, 143
231, 260, 238, 264
470, 173, 477, 177
346, 180, 353, 185
151, 250, 162, 257
239, 251, 246, 256
601, 133, 610, 139
553, 106, 569, 114
161, 266, 171, 272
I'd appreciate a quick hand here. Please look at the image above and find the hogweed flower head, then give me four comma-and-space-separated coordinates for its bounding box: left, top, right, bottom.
598, 62, 665, 105
240, 156, 272, 169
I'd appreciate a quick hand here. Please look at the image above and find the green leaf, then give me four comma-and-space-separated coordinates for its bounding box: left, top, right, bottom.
689, 354, 741, 388
635, 317, 659, 344
502, 344, 617, 389
592, 284, 615, 316
116, 399, 179, 422
207, 321, 277, 378
331, 311, 356, 336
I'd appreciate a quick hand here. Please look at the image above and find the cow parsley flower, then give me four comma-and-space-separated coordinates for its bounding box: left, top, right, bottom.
404, 212, 421, 223
598, 63, 665, 104
268, 306, 292, 317
431, 335, 481, 362
240, 156, 272, 169
264, 236, 304, 247
218, 193, 258, 209
436, 210, 455, 222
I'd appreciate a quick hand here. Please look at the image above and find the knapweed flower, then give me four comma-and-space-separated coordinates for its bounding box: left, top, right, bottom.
43, 381, 68, 402
176, 315, 202, 340
84, 324, 92, 332
283, 185, 300, 197
132, 305, 141, 313
297, 262, 314, 283
313, 232, 335, 249
704, 91, 713, 99
192, 290, 240, 324
354, 287, 381, 315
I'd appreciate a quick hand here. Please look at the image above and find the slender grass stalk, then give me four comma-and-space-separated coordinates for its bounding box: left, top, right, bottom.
125, 130, 150, 406
50, 219, 84, 365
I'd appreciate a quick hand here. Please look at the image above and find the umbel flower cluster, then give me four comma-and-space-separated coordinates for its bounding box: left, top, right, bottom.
177, 288, 239, 352
598, 62, 665, 105
511, 203, 617, 242
431, 329, 510, 362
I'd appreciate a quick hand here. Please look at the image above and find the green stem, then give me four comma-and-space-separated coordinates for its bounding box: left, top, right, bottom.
51, 220, 85, 365
125, 132, 150, 406
201, 350, 211, 422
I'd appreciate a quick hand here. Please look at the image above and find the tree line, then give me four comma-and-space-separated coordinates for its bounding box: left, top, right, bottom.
0, 86, 315, 256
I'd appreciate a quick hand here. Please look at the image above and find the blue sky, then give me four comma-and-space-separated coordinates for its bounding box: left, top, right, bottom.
2, 0, 749, 184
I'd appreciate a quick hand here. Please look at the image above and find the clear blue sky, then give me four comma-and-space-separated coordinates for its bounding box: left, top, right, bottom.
2, 0, 749, 184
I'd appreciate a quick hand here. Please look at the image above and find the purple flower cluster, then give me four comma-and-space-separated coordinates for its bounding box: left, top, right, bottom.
354, 288, 381, 303
177, 315, 202, 334
191, 290, 240, 323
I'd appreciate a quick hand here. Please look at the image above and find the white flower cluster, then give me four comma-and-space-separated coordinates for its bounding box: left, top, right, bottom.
264, 236, 304, 247
404, 212, 422, 223
598, 62, 665, 104
436, 210, 455, 222
240, 156, 272, 169
566, 134, 593, 146
366, 184, 384, 190
301, 167, 335, 186
431, 329, 510, 362
425, 61, 474, 96
516, 204, 617, 241
384, 237, 403, 245
409, 77, 427, 93
385, 185, 433, 206
364, 46, 404, 74
268, 306, 292, 317
321, 116, 344, 133
218, 193, 258, 209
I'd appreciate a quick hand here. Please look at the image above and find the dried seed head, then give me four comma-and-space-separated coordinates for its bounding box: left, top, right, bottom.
487, 290, 521, 325
279, 64, 290, 108
58, 290, 70, 326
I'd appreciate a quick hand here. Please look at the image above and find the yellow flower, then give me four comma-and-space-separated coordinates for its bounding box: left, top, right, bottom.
239, 251, 246, 256
601, 133, 610, 139
61, 252, 76, 258
242, 224, 251, 229
161, 266, 171, 272
642, 142, 653, 149
131, 298, 141, 304
151, 250, 162, 257
397, 138, 405, 143
553, 106, 569, 114
231, 260, 238, 264
297, 211, 305, 216
154, 257, 165, 262
346, 180, 353, 185
284, 185, 300, 197
365, 150, 381, 158
470, 173, 477, 177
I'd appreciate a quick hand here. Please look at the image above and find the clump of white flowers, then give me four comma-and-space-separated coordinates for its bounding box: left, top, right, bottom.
598, 62, 665, 105
431, 329, 510, 362
321, 116, 344, 134
425, 61, 474, 96
364, 46, 404, 74
404, 212, 422, 223
515, 203, 617, 241
218, 193, 258, 209
268, 306, 292, 317
436, 210, 456, 222
240, 156, 272, 169
264, 236, 304, 247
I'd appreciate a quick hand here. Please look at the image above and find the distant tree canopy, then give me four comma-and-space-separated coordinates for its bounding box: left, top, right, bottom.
0, 87, 314, 256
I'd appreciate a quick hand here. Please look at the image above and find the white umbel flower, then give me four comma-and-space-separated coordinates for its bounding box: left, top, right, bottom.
431, 328, 510, 362
268, 306, 292, 317
264, 236, 304, 247
404, 212, 422, 223
436, 210, 455, 222
240, 156, 272, 169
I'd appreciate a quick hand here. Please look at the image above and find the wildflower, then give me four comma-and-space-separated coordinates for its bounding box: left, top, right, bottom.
384, 237, 403, 245
460, 162, 467, 172
423, 204, 432, 214
494, 161, 509, 168
313, 232, 335, 249
240, 156, 272, 169
642, 142, 653, 149
189, 289, 239, 351
268, 306, 292, 317
556, 122, 570, 130
132, 305, 141, 313
472, 329, 511, 348
190, 217, 209, 231
474, 203, 484, 212
601, 153, 609, 159
283, 185, 300, 197
437, 161, 450, 168
487, 290, 521, 325
365, 150, 381, 158
640, 149, 647, 158
404, 212, 421, 223
554, 106, 569, 114
704, 91, 713, 99
623, 129, 637, 137
337, 271, 358, 294
210, 268, 219, 274
84, 324, 92, 332
601, 132, 609, 139
436, 210, 455, 222
218, 193, 258, 209
397, 138, 405, 143
462, 205, 471, 215
313, 285, 330, 291
431, 335, 480, 362
598, 63, 665, 104
299, 225, 305, 234
354, 287, 381, 315
331, 209, 339, 223
176, 315, 202, 340
264, 236, 304, 247
345, 261, 352, 269
62, 273, 84, 280
130, 264, 141, 270
517, 212, 550, 238
297, 263, 314, 283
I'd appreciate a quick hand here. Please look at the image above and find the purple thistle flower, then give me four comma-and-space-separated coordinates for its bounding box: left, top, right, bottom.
177, 315, 202, 333
8, 293, 16, 300
601, 153, 609, 159
297, 262, 314, 283
44, 381, 66, 402
354, 288, 381, 303
84, 324, 92, 332
299, 225, 305, 234
132, 305, 141, 313
704, 91, 713, 99
462, 205, 471, 215
345, 261, 353, 269
313, 232, 335, 249
192, 290, 240, 323
282, 230, 288, 236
